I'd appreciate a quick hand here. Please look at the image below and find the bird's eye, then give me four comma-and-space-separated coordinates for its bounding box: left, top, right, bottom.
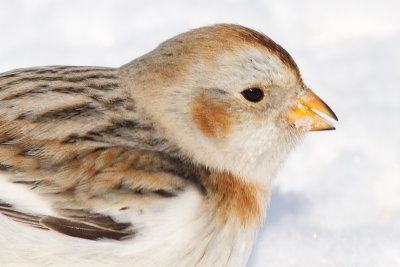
241, 88, 264, 102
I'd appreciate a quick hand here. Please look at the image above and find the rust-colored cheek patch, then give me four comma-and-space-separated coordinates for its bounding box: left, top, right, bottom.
200, 170, 268, 227
189, 93, 233, 139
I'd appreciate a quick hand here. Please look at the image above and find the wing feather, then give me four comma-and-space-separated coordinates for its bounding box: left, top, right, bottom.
0, 200, 134, 240
40, 216, 133, 241
0, 66, 203, 241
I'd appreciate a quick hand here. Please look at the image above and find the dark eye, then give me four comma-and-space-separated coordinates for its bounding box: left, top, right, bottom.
241, 88, 264, 102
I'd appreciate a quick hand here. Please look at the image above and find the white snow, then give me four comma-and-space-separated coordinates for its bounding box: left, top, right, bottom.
1, 0, 399, 266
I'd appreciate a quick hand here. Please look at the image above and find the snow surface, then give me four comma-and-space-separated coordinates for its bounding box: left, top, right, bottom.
0, 0, 399, 266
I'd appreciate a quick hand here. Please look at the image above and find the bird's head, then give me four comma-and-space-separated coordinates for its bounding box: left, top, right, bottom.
122, 24, 337, 184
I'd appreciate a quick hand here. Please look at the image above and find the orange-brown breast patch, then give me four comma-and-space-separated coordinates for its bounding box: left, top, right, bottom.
189, 92, 234, 139
200, 170, 268, 227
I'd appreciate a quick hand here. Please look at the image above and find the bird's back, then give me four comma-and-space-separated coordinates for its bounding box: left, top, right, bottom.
0, 66, 204, 265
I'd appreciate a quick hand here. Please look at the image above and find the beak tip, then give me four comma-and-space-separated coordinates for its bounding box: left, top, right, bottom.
314, 126, 336, 131
329, 109, 339, 121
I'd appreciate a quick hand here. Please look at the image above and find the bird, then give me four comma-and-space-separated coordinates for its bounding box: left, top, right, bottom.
0, 24, 337, 267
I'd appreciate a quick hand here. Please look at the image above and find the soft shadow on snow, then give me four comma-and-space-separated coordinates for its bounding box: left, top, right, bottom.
265, 187, 310, 225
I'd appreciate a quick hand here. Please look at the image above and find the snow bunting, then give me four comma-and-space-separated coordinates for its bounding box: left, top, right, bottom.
0, 24, 337, 267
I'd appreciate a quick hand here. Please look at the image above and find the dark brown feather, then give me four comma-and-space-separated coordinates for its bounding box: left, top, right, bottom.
0, 201, 134, 241
0, 201, 47, 229
40, 216, 133, 241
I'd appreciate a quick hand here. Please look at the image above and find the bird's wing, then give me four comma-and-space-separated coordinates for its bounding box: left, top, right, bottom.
0, 66, 201, 241
0, 200, 133, 240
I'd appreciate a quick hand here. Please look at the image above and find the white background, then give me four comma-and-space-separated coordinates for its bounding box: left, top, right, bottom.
0, 1, 399, 266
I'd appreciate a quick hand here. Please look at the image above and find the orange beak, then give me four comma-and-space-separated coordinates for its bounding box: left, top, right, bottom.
287, 88, 338, 131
